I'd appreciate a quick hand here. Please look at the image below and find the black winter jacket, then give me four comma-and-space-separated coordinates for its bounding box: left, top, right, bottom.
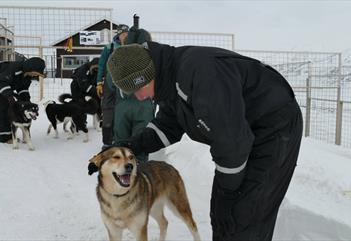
132, 42, 295, 190
0, 61, 32, 102
71, 62, 98, 99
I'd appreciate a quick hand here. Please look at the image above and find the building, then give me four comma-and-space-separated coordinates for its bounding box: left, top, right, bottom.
52, 18, 118, 78
0, 21, 13, 61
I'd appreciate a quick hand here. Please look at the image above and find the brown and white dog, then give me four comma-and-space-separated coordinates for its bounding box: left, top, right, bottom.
88, 147, 201, 241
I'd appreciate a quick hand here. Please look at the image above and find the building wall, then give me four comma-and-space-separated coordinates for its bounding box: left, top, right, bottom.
54, 19, 117, 78
56, 48, 102, 78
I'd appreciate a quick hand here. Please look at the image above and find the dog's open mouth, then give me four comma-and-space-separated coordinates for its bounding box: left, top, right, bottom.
25, 110, 38, 120
112, 172, 131, 187
30, 114, 38, 120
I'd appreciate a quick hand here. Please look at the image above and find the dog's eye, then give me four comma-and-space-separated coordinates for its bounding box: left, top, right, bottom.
128, 155, 135, 160
112, 155, 121, 159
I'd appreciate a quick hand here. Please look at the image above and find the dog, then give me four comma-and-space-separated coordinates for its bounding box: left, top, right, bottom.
43, 97, 90, 142
8, 101, 39, 150
88, 147, 201, 241
59, 93, 102, 132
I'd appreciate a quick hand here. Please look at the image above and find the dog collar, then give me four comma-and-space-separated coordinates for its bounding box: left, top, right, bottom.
113, 190, 129, 198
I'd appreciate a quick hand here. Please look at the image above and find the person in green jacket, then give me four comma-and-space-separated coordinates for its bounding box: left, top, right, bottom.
96, 25, 126, 149
112, 26, 155, 161
97, 23, 155, 161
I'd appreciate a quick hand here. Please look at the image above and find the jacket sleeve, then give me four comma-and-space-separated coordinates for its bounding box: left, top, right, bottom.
16, 78, 31, 101
190, 60, 255, 191
96, 45, 111, 84
132, 100, 185, 154
0, 69, 14, 98
70, 79, 83, 100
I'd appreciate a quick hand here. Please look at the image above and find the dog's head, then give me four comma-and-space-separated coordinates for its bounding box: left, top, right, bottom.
88, 147, 138, 195
20, 102, 39, 120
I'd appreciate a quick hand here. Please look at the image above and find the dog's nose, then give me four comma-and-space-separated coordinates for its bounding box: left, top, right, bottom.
125, 163, 133, 173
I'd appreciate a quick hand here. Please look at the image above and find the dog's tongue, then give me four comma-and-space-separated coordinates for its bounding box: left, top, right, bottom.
120, 174, 131, 185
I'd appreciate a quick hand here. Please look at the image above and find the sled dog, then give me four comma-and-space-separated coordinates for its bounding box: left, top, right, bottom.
88, 146, 201, 241
59, 93, 101, 131
8, 101, 38, 150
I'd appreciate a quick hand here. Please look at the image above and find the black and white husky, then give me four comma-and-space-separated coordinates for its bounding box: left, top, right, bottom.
43, 100, 87, 142
59, 93, 101, 131
8, 101, 39, 150
43, 94, 99, 142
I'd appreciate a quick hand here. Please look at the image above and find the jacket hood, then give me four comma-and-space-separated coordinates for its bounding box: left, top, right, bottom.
146, 41, 177, 102
23, 57, 45, 77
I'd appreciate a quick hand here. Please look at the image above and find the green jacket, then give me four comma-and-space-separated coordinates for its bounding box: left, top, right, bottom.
96, 40, 120, 86
97, 40, 136, 100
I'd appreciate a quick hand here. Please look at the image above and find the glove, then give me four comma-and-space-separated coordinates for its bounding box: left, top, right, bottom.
114, 139, 142, 156
96, 82, 103, 98
213, 179, 238, 238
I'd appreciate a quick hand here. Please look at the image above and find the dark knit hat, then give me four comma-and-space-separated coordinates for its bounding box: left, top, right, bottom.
23, 57, 46, 77
107, 44, 155, 94
116, 24, 129, 37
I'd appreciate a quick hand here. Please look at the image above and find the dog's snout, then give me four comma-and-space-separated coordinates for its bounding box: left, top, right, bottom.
125, 163, 133, 173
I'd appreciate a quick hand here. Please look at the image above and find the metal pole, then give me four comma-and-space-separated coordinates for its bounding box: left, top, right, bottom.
335, 53, 343, 145
110, 9, 113, 42
305, 62, 312, 137
232, 34, 235, 51
39, 46, 44, 101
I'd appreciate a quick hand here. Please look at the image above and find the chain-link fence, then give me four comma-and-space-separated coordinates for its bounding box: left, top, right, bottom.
236, 50, 351, 147
1, 5, 351, 148
151, 31, 234, 50
341, 66, 351, 148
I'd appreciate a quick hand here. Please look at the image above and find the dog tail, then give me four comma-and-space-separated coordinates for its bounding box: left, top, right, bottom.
58, 93, 73, 103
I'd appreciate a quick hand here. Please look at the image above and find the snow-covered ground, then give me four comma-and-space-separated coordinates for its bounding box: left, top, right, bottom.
1, 109, 351, 241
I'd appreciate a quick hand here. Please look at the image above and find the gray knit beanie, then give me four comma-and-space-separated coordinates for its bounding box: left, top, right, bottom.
107, 44, 155, 94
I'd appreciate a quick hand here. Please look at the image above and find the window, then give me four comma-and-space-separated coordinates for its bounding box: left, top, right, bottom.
62, 55, 99, 70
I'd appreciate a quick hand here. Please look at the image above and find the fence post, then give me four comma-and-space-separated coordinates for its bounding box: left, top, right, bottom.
109, 9, 113, 42
305, 62, 312, 137
335, 53, 343, 145
231, 34, 235, 51
39, 45, 44, 101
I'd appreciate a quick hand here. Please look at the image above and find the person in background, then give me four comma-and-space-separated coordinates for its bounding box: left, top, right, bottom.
0, 57, 45, 143
71, 57, 99, 101
96, 24, 129, 149
106, 42, 303, 241
111, 25, 155, 161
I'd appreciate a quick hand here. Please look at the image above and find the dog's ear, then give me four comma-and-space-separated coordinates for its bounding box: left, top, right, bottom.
88, 162, 99, 175
88, 148, 115, 175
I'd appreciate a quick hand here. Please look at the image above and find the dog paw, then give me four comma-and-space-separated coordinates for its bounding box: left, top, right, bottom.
83, 139, 89, 143
12, 146, 19, 150
29, 147, 35, 151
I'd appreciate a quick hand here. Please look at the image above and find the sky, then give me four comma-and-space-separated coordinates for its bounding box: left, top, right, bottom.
2, 0, 351, 52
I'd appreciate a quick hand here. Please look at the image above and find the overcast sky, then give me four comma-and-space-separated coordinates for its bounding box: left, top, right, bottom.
4, 0, 351, 52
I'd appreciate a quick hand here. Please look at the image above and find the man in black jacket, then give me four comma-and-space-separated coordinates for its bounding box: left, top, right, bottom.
0, 57, 45, 143
105, 42, 303, 241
